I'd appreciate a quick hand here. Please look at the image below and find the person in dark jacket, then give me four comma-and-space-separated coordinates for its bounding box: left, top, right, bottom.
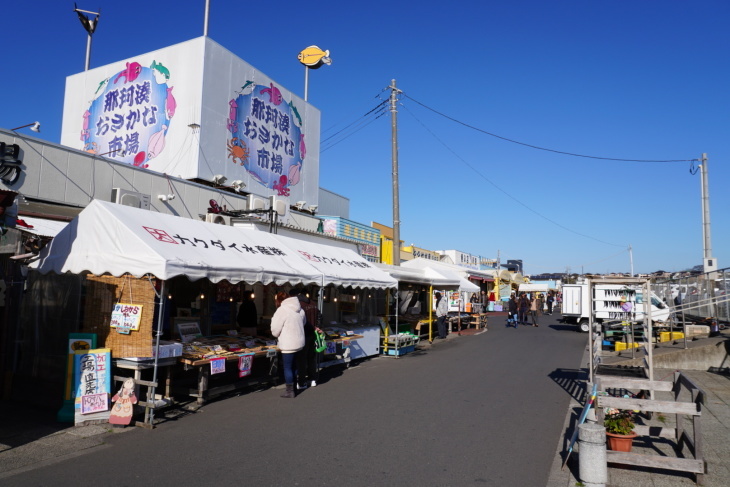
295, 290, 321, 389
518, 292, 530, 325
507, 293, 518, 328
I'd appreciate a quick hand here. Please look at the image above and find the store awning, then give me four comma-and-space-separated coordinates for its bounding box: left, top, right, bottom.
31, 200, 394, 288
375, 263, 460, 288
400, 258, 480, 293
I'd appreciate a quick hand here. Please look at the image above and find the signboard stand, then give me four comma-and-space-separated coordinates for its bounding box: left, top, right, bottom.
57, 333, 97, 423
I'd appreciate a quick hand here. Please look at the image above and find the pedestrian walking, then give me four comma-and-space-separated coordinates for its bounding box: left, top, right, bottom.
530, 294, 541, 327
435, 292, 449, 339
518, 292, 530, 325
270, 291, 305, 398
507, 293, 518, 328
546, 291, 554, 315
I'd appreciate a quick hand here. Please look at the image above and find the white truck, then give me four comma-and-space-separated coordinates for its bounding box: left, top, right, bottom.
562, 283, 672, 332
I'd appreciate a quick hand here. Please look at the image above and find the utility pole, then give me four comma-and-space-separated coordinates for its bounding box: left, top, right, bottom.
628, 244, 634, 277
389, 79, 402, 265
698, 153, 717, 277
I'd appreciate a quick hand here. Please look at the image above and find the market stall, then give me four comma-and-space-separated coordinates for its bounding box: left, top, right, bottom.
375, 263, 461, 351
398, 259, 482, 339
32, 200, 396, 424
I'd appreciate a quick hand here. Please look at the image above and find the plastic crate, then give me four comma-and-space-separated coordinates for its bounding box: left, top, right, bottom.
384, 345, 415, 356
615, 341, 641, 352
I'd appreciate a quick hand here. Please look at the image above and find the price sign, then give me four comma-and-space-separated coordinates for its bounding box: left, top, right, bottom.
110, 303, 143, 332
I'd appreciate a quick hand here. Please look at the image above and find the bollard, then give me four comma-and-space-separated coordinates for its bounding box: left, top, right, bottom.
578, 423, 607, 487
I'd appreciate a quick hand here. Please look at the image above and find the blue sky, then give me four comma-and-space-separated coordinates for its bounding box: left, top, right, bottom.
2, 0, 727, 275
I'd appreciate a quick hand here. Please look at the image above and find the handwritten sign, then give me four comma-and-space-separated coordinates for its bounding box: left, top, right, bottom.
81, 393, 109, 414
110, 303, 143, 332
238, 353, 254, 378
73, 348, 112, 425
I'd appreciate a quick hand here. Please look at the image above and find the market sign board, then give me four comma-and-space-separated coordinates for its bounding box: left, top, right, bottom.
61, 37, 320, 206
73, 348, 112, 425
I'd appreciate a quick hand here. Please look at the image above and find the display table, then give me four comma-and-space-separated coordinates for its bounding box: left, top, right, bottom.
319, 334, 365, 369
179, 348, 278, 407
113, 357, 179, 428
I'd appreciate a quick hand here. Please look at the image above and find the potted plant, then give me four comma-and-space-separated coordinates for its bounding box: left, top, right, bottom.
604, 409, 637, 452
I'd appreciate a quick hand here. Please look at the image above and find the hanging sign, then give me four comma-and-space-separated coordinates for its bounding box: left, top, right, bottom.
238, 353, 255, 378
110, 303, 144, 334
210, 357, 226, 375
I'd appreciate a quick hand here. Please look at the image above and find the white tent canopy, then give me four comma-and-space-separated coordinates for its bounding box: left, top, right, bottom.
375, 263, 461, 288
32, 200, 396, 289
400, 258, 480, 293
518, 283, 549, 293
280, 236, 397, 289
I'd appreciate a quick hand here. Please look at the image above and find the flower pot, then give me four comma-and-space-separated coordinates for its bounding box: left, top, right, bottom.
606, 431, 637, 452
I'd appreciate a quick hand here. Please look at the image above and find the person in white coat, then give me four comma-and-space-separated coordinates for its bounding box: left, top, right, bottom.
270, 291, 306, 398
435, 292, 449, 339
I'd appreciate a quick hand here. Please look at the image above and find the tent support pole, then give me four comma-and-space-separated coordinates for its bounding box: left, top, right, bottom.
429, 285, 433, 342
394, 289, 399, 355
147, 279, 166, 426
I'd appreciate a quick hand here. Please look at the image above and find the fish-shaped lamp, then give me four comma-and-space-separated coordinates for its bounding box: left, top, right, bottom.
298, 45, 332, 69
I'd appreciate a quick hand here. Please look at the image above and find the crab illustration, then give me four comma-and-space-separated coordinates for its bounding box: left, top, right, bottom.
227, 137, 249, 165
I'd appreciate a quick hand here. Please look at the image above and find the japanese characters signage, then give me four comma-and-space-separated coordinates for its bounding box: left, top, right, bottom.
61, 37, 320, 205
73, 348, 112, 424
110, 303, 143, 334
79, 60, 175, 168
238, 353, 254, 378
142, 224, 290, 257
227, 81, 305, 196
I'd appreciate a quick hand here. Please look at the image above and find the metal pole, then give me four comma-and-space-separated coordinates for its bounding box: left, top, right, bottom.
148, 280, 166, 426
203, 0, 210, 36
304, 66, 309, 102
699, 153, 715, 273
84, 33, 92, 71
389, 79, 401, 265
628, 244, 634, 277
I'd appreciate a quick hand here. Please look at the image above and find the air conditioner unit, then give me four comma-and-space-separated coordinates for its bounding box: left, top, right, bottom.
247, 194, 266, 211
112, 188, 151, 210
206, 214, 232, 225
269, 195, 289, 218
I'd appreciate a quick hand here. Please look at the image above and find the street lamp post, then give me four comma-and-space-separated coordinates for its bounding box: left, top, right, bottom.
74, 4, 100, 71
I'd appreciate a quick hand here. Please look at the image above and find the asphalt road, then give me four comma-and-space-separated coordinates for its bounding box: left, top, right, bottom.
4, 315, 587, 486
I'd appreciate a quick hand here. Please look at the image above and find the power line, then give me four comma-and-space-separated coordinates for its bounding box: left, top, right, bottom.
321, 100, 388, 153
401, 103, 625, 248
402, 93, 697, 163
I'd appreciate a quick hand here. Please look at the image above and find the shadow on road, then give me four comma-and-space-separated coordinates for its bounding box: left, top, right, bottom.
548, 367, 588, 403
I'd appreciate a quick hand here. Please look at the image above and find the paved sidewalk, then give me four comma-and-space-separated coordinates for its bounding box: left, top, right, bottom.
547, 359, 730, 486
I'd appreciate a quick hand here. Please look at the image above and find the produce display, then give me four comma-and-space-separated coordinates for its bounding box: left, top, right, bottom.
181, 336, 277, 360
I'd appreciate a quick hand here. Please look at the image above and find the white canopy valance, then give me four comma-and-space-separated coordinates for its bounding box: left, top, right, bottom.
400, 258, 480, 293
32, 200, 396, 289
